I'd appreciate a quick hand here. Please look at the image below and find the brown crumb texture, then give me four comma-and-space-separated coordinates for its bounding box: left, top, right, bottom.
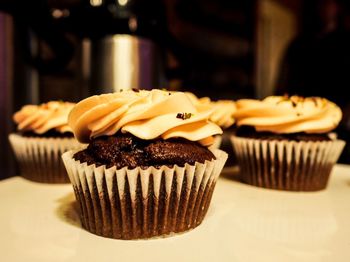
235, 126, 332, 142
73, 133, 215, 169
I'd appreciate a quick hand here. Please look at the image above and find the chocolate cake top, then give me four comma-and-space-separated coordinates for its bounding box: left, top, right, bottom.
74, 133, 215, 169
235, 125, 333, 142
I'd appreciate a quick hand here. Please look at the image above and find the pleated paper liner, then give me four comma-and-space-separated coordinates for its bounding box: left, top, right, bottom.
62, 149, 228, 239
9, 133, 82, 184
231, 135, 345, 191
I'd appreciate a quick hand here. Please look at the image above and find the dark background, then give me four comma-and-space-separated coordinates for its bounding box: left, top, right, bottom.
1, 0, 350, 179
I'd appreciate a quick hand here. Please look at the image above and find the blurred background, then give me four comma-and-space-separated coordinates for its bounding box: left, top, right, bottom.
1, 0, 350, 178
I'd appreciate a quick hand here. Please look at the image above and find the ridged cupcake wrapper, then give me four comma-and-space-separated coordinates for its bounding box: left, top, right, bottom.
231, 135, 345, 191
9, 133, 82, 183
62, 149, 228, 239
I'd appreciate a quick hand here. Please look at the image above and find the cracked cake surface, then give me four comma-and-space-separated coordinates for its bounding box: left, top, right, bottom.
74, 133, 215, 169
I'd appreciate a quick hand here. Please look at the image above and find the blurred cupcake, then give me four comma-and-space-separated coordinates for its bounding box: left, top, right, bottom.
186, 92, 236, 149
9, 101, 81, 183
231, 96, 345, 191
62, 89, 227, 239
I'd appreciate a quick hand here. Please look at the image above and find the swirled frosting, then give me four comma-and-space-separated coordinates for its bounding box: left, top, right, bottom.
14, 101, 75, 134
69, 89, 223, 146
186, 92, 236, 129
234, 96, 342, 134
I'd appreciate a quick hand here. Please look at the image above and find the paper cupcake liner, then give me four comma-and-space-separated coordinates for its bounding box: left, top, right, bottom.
62, 149, 228, 239
9, 133, 82, 184
231, 135, 345, 191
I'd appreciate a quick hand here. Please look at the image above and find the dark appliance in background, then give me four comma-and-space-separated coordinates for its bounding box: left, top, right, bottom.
1, 0, 170, 105
1, 0, 257, 103
0, 0, 172, 179
0, 0, 257, 179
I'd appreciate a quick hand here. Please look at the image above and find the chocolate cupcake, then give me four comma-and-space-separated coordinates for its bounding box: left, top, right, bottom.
62, 89, 227, 239
186, 92, 236, 149
9, 101, 81, 183
231, 96, 345, 191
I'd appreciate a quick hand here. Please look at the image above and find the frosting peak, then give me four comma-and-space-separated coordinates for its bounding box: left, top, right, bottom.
13, 101, 75, 134
186, 92, 236, 129
69, 89, 222, 146
234, 96, 342, 134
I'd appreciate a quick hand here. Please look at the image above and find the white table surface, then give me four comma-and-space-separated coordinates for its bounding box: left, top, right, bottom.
1, 165, 350, 262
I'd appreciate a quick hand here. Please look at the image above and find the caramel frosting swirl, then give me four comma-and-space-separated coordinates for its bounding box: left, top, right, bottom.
14, 101, 75, 134
186, 92, 236, 129
234, 96, 342, 134
69, 89, 223, 146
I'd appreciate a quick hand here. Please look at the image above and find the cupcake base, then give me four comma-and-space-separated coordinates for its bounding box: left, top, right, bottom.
62, 149, 227, 239
9, 134, 82, 184
231, 135, 345, 191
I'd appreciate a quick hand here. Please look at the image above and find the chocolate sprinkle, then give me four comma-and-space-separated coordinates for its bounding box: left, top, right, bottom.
176, 112, 193, 120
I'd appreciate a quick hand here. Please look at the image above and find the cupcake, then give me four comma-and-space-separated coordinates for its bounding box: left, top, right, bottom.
186, 92, 236, 149
62, 89, 228, 239
9, 101, 81, 183
231, 96, 345, 191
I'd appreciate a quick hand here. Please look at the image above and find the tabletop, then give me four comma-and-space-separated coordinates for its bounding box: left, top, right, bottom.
1, 165, 350, 262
